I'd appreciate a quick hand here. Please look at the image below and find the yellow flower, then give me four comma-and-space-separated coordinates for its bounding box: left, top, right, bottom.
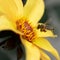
0, 0, 59, 60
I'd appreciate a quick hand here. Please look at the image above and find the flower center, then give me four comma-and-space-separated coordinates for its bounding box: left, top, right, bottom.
16, 18, 35, 41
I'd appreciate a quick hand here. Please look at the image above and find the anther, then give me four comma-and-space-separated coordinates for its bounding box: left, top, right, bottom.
16, 20, 35, 41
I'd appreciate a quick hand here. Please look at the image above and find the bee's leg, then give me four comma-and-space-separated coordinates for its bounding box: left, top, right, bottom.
40, 28, 46, 32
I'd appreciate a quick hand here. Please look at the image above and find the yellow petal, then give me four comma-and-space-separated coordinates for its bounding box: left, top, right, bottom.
40, 49, 51, 60
35, 29, 56, 37
0, 15, 22, 34
20, 36, 41, 60
24, 0, 45, 27
0, 0, 23, 23
32, 38, 59, 60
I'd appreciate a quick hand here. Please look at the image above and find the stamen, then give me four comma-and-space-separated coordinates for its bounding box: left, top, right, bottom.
16, 19, 35, 41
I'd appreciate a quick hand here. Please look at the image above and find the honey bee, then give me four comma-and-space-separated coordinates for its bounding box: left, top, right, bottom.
37, 24, 47, 32
37, 20, 54, 32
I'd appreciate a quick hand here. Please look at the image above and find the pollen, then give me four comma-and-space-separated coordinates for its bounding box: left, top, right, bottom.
16, 18, 35, 41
